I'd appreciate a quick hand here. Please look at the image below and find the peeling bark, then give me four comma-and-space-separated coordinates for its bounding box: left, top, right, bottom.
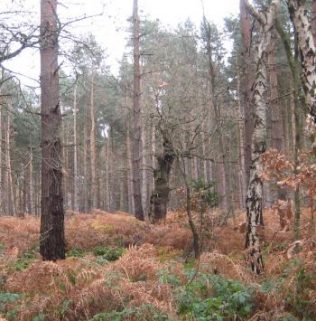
245, 0, 280, 274
287, 0, 316, 123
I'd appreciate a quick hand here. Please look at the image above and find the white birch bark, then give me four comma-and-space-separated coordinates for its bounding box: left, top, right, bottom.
287, 0, 316, 126
245, 0, 280, 274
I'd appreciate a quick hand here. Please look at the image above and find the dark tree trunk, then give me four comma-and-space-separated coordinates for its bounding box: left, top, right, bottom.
40, 0, 65, 261
240, 0, 253, 189
149, 138, 175, 223
132, 0, 144, 220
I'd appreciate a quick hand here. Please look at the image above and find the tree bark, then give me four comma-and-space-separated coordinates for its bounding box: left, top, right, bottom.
132, 0, 144, 220
90, 71, 97, 209
73, 84, 79, 212
312, 0, 316, 48
268, 37, 285, 203
141, 123, 148, 217
287, 0, 316, 124
28, 144, 34, 214
203, 17, 233, 216
149, 136, 175, 223
0, 91, 2, 214
40, 0, 65, 261
240, 0, 253, 189
245, 0, 280, 274
5, 102, 15, 216
83, 97, 89, 212
126, 123, 134, 214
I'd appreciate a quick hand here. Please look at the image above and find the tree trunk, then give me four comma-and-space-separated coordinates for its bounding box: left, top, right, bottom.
240, 0, 253, 190
5, 103, 15, 216
90, 71, 97, 209
287, 0, 316, 124
312, 0, 316, 47
83, 101, 89, 212
268, 37, 285, 203
73, 84, 79, 212
141, 123, 148, 217
203, 16, 233, 216
149, 137, 175, 223
0, 91, 2, 214
40, 0, 65, 261
126, 123, 134, 214
132, 0, 144, 220
236, 60, 247, 209
245, 0, 280, 274
28, 145, 34, 214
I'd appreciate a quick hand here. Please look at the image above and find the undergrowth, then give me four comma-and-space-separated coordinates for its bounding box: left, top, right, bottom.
0, 211, 315, 320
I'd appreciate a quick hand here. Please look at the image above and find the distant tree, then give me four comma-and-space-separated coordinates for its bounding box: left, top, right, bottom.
131, 0, 144, 220
39, 0, 65, 260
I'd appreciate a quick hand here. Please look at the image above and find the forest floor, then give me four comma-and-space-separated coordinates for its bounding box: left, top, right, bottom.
0, 208, 315, 321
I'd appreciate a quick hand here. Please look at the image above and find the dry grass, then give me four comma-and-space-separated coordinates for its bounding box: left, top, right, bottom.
0, 207, 315, 320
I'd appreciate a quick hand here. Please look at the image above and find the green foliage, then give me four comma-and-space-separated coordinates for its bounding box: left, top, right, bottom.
191, 179, 220, 209
285, 268, 316, 320
59, 299, 73, 318
0, 292, 21, 309
93, 246, 124, 262
9, 249, 37, 272
177, 272, 252, 321
89, 304, 170, 321
32, 313, 45, 321
277, 315, 299, 321
66, 247, 85, 258
0, 292, 21, 319
158, 268, 181, 287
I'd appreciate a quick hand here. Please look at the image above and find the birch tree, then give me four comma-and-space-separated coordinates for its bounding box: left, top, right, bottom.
245, 0, 280, 274
286, 0, 316, 126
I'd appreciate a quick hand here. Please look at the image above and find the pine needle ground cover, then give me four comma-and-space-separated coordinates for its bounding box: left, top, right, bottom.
0, 210, 315, 321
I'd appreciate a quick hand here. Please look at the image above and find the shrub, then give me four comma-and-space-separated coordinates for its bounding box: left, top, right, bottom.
93, 247, 124, 261
89, 304, 170, 321
177, 271, 253, 321
66, 247, 85, 258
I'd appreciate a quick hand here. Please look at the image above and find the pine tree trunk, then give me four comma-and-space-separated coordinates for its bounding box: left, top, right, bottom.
28, 145, 33, 214
126, 124, 134, 214
203, 17, 233, 216
83, 103, 89, 212
90, 71, 97, 209
132, 0, 144, 220
40, 0, 65, 260
6, 102, 15, 216
268, 38, 284, 203
240, 0, 253, 190
236, 62, 246, 209
104, 137, 110, 211
0, 93, 2, 215
73, 84, 79, 212
245, 0, 280, 274
141, 124, 148, 217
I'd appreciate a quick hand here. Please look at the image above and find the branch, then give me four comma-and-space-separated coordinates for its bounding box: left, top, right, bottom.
245, 0, 266, 25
